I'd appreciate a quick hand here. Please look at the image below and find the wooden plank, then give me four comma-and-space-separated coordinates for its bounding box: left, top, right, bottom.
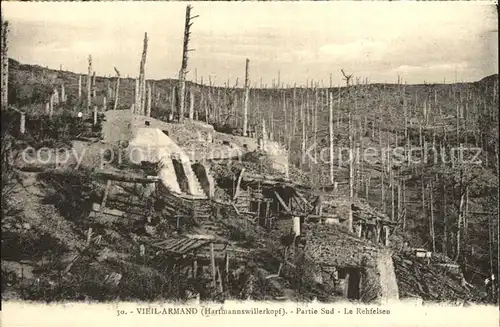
94, 169, 160, 183
101, 207, 127, 217
274, 191, 291, 213
294, 190, 311, 208
292, 195, 305, 212
231, 203, 240, 216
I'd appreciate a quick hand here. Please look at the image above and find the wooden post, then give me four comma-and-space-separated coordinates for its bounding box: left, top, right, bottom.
93, 106, 98, 125
103, 96, 107, 111
192, 258, 198, 278
216, 266, 223, 293
243, 58, 250, 136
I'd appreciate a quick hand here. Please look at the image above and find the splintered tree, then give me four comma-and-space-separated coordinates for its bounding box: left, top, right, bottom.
111, 67, 119, 110
137, 32, 148, 115
329, 92, 334, 185
178, 5, 198, 121
341, 69, 354, 87
146, 82, 152, 117
1, 16, 9, 110
92, 72, 96, 98
87, 55, 92, 113
243, 58, 250, 136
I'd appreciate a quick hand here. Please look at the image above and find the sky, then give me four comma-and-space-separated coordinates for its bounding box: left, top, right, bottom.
2, 1, 498, 87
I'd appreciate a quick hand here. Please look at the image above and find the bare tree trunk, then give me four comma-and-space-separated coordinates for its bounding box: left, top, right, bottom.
78, 75, 82, 100
301, 95, 306, 169
455, 188, 465, 261
92, 72, 96, 99
170, 87, 176, 120
313, 87, 318, 177
113, 67, 121, 111
49, 93, 54, 117
348, 112, 354, 232
134, 78, 140, 114
401, 178, 406, 231
421, 174, 426, 219
146, 82, 152, 117
329, 92, 334, 185
441, 174, 448, 256
243, 58, 250, 136
430, 180, 436, 252
179, 5, 196, 122
87, 55, 92, 113
138, 32, 148, 115
391, 162, 395, 221
380, 126, 386, 213
107, 80, 113, 100
203, 89, 208, 123
1, 17, 8, 111
188, 88, 194, 120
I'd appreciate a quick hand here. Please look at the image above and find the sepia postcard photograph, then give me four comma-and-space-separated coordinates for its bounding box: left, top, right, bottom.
0, 1, 499, 327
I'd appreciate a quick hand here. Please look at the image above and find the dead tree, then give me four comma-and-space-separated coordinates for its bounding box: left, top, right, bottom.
87, 55, 92, 113
348, 112, 354, 232
138, 32, 148, 115
243, 58, 250, 136
146, 82, 152, 117
134, 78, 140, 113
1, 16, 8, 111
341, 69, 354, 87
178, 5, 198, 121
92, 72, 96, 99
78, 75, 82, 100
329, 92, 334, 185
113, 67, 120, 111
188, 88, 194, 120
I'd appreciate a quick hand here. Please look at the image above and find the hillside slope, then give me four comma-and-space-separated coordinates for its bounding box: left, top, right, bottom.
4, 58, 499, 302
